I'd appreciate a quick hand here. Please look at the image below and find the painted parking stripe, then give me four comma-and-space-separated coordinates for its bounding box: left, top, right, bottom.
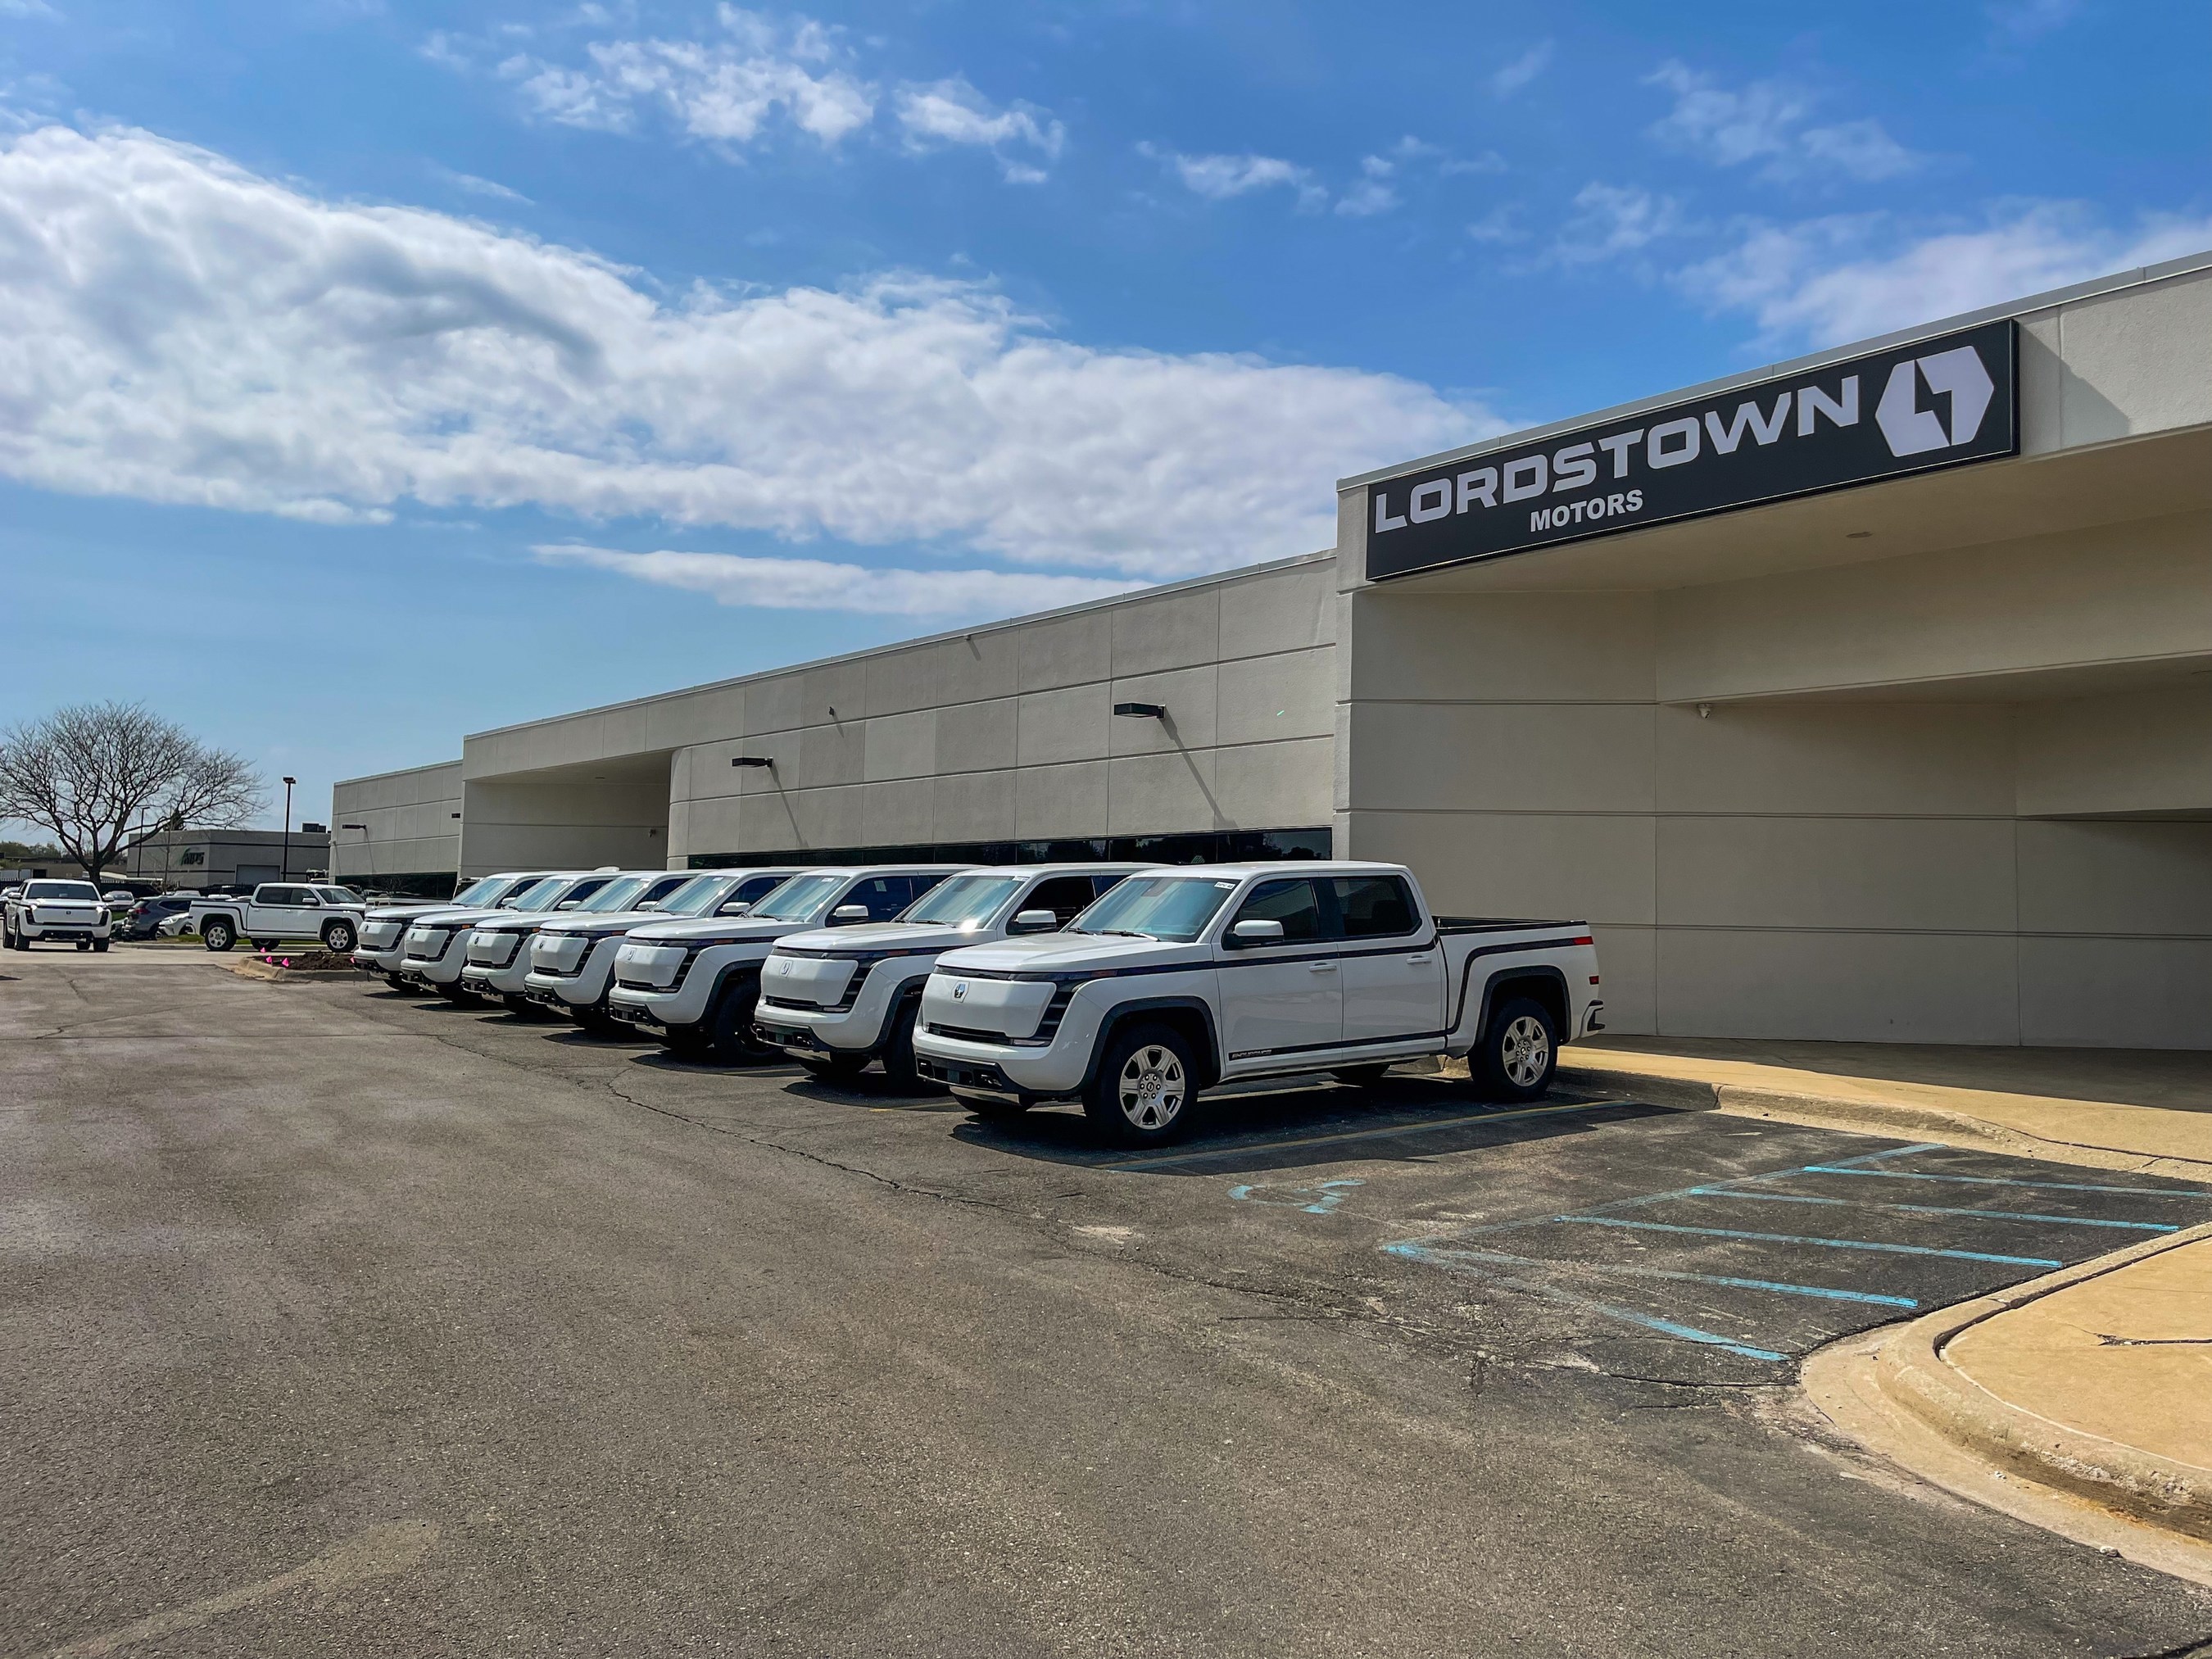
1686, 1186, 2178, 1232
1554, 1215, 2063, 1267
1109, 1097, 1608, 1172
1407, 1241, 1919, 1308
1797, 1165, 2212, 1199
1385, 1243, 1788, 1362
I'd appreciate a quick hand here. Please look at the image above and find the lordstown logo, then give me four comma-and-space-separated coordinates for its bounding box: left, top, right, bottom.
1875, 343, 1997, 457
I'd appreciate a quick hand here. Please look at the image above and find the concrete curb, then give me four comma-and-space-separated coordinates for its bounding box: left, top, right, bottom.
1867, 1220, 2212, 1545
1558, 1061, 2212, 1182
226, 958, 357, 982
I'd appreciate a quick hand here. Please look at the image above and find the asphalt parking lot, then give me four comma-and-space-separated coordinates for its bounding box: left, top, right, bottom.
5, 947, 2211, 1657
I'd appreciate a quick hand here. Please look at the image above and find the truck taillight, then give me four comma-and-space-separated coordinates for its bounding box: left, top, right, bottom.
1571, 935, 1593, 945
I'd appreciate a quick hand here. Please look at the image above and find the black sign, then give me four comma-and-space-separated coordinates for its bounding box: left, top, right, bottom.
1364, 318, 2018, 581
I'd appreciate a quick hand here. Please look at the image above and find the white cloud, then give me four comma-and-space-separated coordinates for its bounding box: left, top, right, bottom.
1335, 155, 1398, 218
1489, 42, 1552, 97
1465, 205, 1525, 245
0, 124, 1496, 578
1150, 146, 1326, 211
1677, 203, 2212, 347
1988, 0, 2083, 42
537, 544, 1140, 617
1548, 182, 1684, 265
892, 77, 1063, 181
0, 0, 61, 16
435, 166, 532, 204
1646, 61, 1920, 183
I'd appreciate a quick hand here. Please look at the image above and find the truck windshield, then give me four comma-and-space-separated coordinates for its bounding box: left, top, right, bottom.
898, 875, 1021, 930
1067, 875, 1235, 943
450, 876, 510, 906
25, 881, 99, 900
656, 875, 736, 916
577, 876, 650, 913
498, 877, 562, 909
747, 873, 843, 922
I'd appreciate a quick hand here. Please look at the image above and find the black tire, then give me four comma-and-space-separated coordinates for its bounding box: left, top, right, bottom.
202, 917, 236, 953
799, 1051, 868, 1083
93, 939, 110, 953
322, 919, 357, 954
877, 996, 933, 1093
440, 982, 483, 1005
705, 972, 775, 1064
75, 940, 91, 952
661, 1021, 714, 1058
574, 1007, 620, 1036
501, 993, 540, 1019
963, 1096, 1031, 1122
1330, 1063, 1391, 1087
1473, 995, 1558, 1103
1083, 1021, 1199, 1147
384, 973, 409, 990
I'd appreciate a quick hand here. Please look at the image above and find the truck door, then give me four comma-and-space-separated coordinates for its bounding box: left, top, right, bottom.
1214, 877, 1342, 1061
1330, 876, 1443, 1042
259, 885, 321, 940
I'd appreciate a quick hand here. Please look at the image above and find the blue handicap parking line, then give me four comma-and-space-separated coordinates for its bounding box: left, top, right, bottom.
1554, 1214, 2063, 1268
1410, 1240, 1919, 1309
1685, 1185, 2178, 1232
1384, 1243, 1790, 1362
1797, 1165, 2212, 1199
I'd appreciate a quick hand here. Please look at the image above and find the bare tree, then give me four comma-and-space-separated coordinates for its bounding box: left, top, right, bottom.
0, 701, 265, 884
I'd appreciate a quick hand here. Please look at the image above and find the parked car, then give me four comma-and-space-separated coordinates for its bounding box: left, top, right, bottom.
189, 885, 369, 954
523, 868, 805, 1030
605, 866, 971, 1062
118, 893, 198, 941
458, 868, 698, 1016
352, 873, 557, 985
910, 862, 1603, 1145
393, 872, 620, 1002
3, 878, 114, 951
754, 864, 1148, 1089
157, 909, 200, 938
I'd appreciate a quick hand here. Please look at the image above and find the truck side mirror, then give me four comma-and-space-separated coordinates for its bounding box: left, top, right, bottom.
556, 900, 582, 910
830, 904, 870, 924
1008, 909, 1058, 934
1231, 918, 1285, 942
716, 900, 752, 916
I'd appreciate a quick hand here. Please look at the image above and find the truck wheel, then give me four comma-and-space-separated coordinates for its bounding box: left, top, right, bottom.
384, 973, 409, 990
93, 939, 110, 953
662, 1022, 714, 1058
799, 1052, 868, 1082
322, 919, 357, 954
202, 918, 236, 952
501, 993, 540, 1019
1474, 996, 1557, 1102
441, 982, 483, 1005
706, 973, 774, 1064
964, 1096, 1031, 1122
1084, 1022, 1198, 1146
878, 998, 933, 1094
1330, 1063, 1390, 1087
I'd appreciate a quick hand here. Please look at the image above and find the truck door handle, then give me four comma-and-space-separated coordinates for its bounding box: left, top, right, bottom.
1308, 962, 1338, 973
1406, 954, 1432, 964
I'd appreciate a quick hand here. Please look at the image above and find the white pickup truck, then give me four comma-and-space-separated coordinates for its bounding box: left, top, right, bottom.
910, 861, 1603, 1145
351, 872, 552, 984
458, 868, 697, 1015
604, 865, 971, 1063
191, 883, 369, 954
392, 871, 619, 1000
522, 868, 805, 1029
754, 863, 1148, 1089
3, 878, 114, 951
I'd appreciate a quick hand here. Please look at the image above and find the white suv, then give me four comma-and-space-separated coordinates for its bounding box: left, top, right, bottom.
458, 869, 697, 1016
394, 872, 617, 1000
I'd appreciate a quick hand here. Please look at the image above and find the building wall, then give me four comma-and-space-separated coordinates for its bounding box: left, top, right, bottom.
664, 556, 1336, 863
459, 774, 671, 877
330, 761, 464, 891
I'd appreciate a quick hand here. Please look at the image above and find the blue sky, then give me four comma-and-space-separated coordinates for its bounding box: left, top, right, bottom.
1, 0, 2206, 829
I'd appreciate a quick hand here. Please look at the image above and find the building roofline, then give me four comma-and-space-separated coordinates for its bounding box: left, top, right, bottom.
458, 547, 1334, 746
1337, 246, 2212, 492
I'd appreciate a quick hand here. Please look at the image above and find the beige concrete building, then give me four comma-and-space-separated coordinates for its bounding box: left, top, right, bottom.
339, 252, 2212, 1046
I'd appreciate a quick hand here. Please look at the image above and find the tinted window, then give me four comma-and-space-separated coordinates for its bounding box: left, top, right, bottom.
1332, 876, 1418, 938
265, 886, 315, 905
577, 876, 651, 913
734, 873, 791, 904
499, 877, 561, 910
846, 876, 913, 921
1228, 878, 1324, 945
25, 881, 99, 900
1026, 875, 1100, 926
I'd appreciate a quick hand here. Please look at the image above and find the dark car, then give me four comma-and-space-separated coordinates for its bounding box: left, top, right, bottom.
120, 894, 198, 941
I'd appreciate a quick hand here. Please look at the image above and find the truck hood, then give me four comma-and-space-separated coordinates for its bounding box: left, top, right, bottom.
467, 908, 575, 934
773, 921, 999, 955
535, 909, 673, 939
365, 902, 467, 924
933, 932, 1203, 976
623, 914, 821, 946
401, 906, 514, 930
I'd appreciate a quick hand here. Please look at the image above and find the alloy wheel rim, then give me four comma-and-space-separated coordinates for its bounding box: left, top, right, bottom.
1501, 1015, 1550, 1086
1118, 1045, 1185, 1130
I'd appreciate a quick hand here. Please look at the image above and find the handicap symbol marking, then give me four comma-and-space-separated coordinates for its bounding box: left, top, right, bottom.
1229, 1178, 1365, 1216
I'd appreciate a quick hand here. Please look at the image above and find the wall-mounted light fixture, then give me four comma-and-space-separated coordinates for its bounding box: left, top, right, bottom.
730, 755, 776, 768
451, 811, 462, 819
1113, 702, 1166, 720
341, 823, 367, 832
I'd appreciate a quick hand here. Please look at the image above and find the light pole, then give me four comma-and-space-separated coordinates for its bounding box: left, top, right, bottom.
281, 777, 297, 882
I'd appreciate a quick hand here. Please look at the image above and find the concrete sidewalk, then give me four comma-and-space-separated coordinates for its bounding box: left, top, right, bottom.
1560, 1035, 2212, 1180
1588, 1036, 2212, 1571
